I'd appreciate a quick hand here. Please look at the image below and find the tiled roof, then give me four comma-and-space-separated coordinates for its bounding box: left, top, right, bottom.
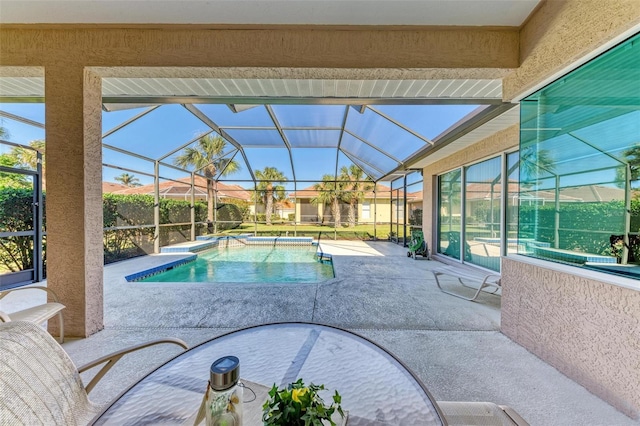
110, 176, 252, 201
103, 182, 128, 193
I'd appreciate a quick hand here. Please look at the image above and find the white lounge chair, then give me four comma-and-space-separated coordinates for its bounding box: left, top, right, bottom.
0, 321, 188, 425
0, 285, 65, 342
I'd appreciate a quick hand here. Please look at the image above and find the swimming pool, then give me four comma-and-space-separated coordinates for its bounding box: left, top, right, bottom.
138, 245, 334, 283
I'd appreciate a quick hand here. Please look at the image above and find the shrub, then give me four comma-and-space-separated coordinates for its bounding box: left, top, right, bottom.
0, 187, 45, 272
215, 203, 243, 231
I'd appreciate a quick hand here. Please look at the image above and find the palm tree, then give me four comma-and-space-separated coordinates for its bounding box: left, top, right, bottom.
254, 167, 287, 225
614, 143, 640, 188
339, 165, 373, 227
174, 135, 240, 222
0, 126, 8, 138
114, 173, 142, 187
10, 140, 46, 188
516, 146, 556, 186
312, 174, 346, 228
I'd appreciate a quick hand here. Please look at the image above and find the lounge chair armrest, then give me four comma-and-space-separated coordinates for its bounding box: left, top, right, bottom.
499, 405, 530, 426
0, 285, 61, 303
78, 338, 188, 394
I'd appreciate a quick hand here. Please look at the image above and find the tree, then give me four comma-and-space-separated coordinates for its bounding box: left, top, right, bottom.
114, 173, 142, 187
312, 174, 346, 228
516, 146, 556, 187
174, 135, 240, 223
0, 154, 30, 188
9, 140, 46, 188
339, 165, 373, 227
254, 167, 287, 225
0, 126, 8, 138
615, 144, 640, 189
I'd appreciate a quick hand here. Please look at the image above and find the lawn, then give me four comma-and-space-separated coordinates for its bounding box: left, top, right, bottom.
217, 222, 404, 240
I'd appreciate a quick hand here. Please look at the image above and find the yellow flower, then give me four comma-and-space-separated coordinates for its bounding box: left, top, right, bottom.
291, 387, 308, 403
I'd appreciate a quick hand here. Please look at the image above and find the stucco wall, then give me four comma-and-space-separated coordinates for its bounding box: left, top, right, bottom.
503, 0, 640, 100
502, 257, 640, 419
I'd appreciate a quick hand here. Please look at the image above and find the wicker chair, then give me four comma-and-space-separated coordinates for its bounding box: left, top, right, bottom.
0, 286, 66, 343
0, 321, 188, 425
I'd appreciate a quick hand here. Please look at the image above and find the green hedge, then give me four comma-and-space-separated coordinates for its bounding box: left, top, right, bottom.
0, 189, 244, 271
519, 200, 640, 256
103, 194, 242, 262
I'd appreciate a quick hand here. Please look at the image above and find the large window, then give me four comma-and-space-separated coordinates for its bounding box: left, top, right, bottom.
465, 156, 502, 271
438, 169, 462, 260
518, 33, 640, 279
437, 154, 515, 272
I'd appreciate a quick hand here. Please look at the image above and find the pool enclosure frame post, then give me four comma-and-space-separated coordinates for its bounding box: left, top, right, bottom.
500, 152, 508, 257
190, 172, 196, 241
34, 150, 43, 282
293, 181, 297, 237
403, 175, 408, 247
373, 185, 377, 240
154, 160, 160, 254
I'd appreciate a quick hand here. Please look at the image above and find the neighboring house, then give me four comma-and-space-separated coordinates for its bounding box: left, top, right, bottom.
252, 199, 295, 220
102, 182, 128, 193
107, 176, 252, 203
289, 184, 401, 224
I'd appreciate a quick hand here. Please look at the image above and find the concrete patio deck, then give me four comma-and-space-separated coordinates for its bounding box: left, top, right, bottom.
1, 240, 635, 425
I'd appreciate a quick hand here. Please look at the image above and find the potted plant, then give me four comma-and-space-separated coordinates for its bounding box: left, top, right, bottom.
262, 379, 345, 426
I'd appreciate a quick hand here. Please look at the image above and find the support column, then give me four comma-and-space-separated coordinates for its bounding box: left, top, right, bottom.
45, 66, 103, 337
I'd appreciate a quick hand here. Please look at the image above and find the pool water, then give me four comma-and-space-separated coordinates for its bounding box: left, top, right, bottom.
140, 245, 334, 283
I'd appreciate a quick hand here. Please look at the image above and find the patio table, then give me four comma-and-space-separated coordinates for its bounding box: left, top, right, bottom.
92, 322, 445, 425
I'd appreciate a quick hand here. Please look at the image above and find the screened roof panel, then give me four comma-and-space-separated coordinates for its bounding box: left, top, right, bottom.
284, 130, 340, 148
224, 129, 285, 148
102, 146, 155, 176
0, 103, 45, 124
290, 148, 338, 181
530, 133, 622, 179
244, 147, 294, 181
0, 117, 45, 146
372, 104, 481, 139
103, 104, 208, 159
337, 150, 379, 181
102, 106, 155, 132
340, 133, 397, 175
195, 104, 275, 128
272, 105, 346, 128
162, 142, 240, 181
336, 151, 369, 178
345, 107, 427, 161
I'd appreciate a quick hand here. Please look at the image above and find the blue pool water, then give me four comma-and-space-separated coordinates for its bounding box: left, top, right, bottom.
140, 245, 334, 283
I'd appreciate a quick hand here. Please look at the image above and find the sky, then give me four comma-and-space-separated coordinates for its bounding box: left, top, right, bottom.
0, 102, 478, 191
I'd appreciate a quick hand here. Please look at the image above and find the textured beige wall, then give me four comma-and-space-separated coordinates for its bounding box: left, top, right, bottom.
45, 67, 104, 337
502, 257, 640, 419
421, 124, 519, 250
504, 0, 640, 100
0, 26, 518, 70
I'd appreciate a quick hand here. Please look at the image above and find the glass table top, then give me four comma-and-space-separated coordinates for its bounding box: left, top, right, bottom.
93, 323, 445, 425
